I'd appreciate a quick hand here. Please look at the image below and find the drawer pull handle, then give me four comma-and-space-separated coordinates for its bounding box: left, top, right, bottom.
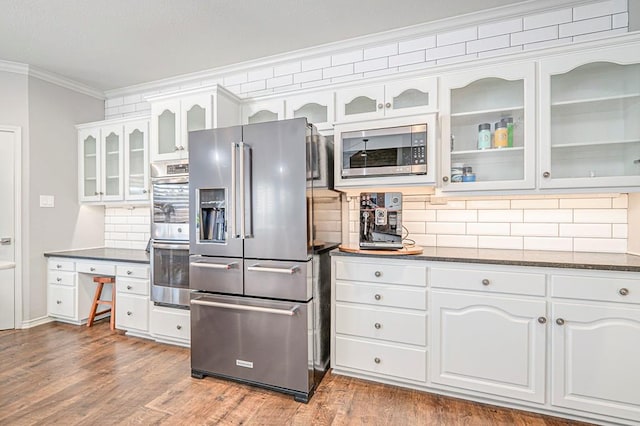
90, 267, 96, 272
543, 171, 551, 178
377, 103, 383, 110
556, 318, 565, 326
176, 325, 182, 330
56, 264, 62, 268
127, 270, 133, 275
619, 288, 629, 296
374, 294, 381, 301
127, 311, 132, 316
374, 323, 381, 329
482, 278, 490, 286
385, 102, 391, 108
538, 317, 547, 324
127, 285, 133, 290
374, 271, 382, 278
56, 300, 62, 304
56, 277, 62, 282
374, 357, 381, 364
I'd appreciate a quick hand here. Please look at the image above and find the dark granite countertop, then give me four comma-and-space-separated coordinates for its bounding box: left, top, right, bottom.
315, 242, 340, 255
44, 248, 150, 264
331, 245, 640, 273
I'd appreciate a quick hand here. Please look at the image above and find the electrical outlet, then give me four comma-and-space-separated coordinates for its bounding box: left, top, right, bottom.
39, 195, 55, 208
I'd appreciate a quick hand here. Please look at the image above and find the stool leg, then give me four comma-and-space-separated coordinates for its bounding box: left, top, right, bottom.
110, 281, 116, 331
87, 282, 105, 327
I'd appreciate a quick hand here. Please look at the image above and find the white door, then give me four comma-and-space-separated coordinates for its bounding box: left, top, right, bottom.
0, 129, 16, 330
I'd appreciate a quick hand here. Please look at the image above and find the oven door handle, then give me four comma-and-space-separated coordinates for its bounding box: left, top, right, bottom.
152, 242, 190, 250
191, 297, 299, 316
247, 264, 300, 275
190, 261, 238, 270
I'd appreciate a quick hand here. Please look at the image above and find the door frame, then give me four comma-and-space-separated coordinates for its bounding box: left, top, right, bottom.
0, 125, 22, 329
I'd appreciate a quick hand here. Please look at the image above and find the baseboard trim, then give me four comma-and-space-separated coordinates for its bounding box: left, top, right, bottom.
20, 316, 54, 329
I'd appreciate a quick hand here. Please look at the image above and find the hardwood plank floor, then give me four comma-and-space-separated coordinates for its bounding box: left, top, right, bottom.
0, 321, 589, 425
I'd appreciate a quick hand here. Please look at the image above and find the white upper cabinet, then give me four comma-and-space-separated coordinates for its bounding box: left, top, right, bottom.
242, 99, 285, 124
440, 62, 536, 192
539, 42, 640, 189
148, 85, 241, 161
335, 77, 437, 122
78, 117, 150, 204
285, 91, 335, 131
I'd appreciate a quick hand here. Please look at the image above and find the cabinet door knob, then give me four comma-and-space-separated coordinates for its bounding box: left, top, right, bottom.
127, 285, 132, 290
127, 311, 132, 316
538, 316, 547, 324
385, 102, 391, 108
94, 191, 99, 196
374, 271, 381, 278
482, 278, 490, 286
56, 277, 62, 282
374, 322, 381, 329
142, 189, 148, 194
556, 318, 565, 326
56, 264, 62, 269
543, 171, 551, 178
180, 146, 185, 151
442, 176, 449, 182
374, 294, 381, 301
56, 300, 62, 304
90, 267, 96, 272
176, 325, 182, 330
377, 103, 383, 109
374, 357, 381, 364
127, 270, 133, 275
619, 288, 629, 296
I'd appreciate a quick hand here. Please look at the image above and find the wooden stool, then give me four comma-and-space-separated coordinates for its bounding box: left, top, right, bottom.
87, 276, 116, 330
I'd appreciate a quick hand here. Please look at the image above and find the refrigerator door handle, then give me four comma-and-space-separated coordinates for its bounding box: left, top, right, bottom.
230, 142, 239, 239
247, 264, 300, 275
239, 142, 253, 239
191, 261, 239, 270
191, 297, 299, 316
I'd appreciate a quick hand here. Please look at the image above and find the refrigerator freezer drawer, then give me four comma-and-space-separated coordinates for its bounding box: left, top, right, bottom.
190, 293, 313, 397
189, 255, 243, 294
244, 259, 311, 301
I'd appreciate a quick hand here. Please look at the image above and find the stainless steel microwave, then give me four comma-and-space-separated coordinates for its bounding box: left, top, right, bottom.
340, 124, 427, 178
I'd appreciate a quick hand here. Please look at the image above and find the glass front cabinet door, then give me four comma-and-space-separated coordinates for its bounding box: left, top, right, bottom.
124, 120, 150, 201
100, 124, 125, 202
151, 100, 181, 160
78, 127, 102, 202
440, 62, 536, 192
539, 43, 640, 189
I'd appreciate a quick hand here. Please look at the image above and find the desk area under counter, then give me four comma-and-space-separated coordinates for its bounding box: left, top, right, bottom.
44, 248, 190, 347
330, 246, 640, 426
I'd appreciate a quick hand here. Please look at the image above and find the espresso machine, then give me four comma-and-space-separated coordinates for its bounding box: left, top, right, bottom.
359, 192, 403, 250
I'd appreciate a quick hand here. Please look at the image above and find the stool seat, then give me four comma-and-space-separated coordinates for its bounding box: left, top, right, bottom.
87, 275, 116, 330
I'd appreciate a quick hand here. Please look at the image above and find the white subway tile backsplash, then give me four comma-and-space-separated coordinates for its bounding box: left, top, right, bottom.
510, 199, 559, 209
398, 61, 437, 72
323, 64, 354, 79
413, 234, 437, 247
524, 237, 573, 251
301, 56, 331, 71
426, 200, 467, 210
479, 236, 523, 250
573, 238, 627, 253
478, 209, 523, 223
274, 62, 301, 76
399, 36, 436, 53
105, 98, 124, 108
559, 223, 612, 238
613, 224, 628, 239
332, 50, 363, 66
477, 45, 524, 58
573, 209, 627, 223
437, 27, 478, 46
523, 37, 572, 51
612, 12, 629, 28
364, 43, 399, 59
426, 43, 466, 60
511, 223, 558, 237
573, 0, 627, 21
466, 35, 510, 53
559, 198, 612, 209
266, 74, 294, 89
241, 80, 266, 93
294, 69, 323, 84
524, 8, 572, 30
223, 73, 248, 86
331, 74, 363, 84
437, 235, 478, 248
466, 200, 511, 210
403, 209, 437, 222
426, 222, 466, 235
613, 194, 630, 209
247, 67, 274, 82
355, 57, 388, 73
436, 53, 478, 66
511, 26, 558, 46
560, 16, 612, 37
572, 27, 627, 42
436, 209, 478, 223
466, 222, 511, 236
404, 222, 427, 234
524, 209, 573, 223
388, 50, 426, 67
478, 18, 522, 38
364, 68, 400, 79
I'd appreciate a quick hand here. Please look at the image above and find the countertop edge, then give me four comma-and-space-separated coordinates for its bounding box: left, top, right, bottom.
44, 248, 150, 265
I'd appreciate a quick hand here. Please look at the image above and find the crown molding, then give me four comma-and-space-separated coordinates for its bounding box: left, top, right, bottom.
0, 59, 29, 75
104, 0, 595, 98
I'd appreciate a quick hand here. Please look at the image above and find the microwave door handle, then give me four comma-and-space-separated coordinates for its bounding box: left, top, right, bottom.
230, 142, 238, 239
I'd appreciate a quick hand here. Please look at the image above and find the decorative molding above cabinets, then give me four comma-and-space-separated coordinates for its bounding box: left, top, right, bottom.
77, 116, 150, 204
146, 85, 241, 161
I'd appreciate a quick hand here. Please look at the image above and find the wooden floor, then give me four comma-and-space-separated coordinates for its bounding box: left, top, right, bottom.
0, 321, 588, 426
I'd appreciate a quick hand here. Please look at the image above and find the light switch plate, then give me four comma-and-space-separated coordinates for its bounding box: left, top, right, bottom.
39, 195, 55, 208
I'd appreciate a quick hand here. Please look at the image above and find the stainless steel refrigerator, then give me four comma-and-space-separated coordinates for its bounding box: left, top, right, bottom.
188, 118, 333, 403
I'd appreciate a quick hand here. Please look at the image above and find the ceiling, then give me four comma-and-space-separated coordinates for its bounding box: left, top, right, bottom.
0, 0, 531, 92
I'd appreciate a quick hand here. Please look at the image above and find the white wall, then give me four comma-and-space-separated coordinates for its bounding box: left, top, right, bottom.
23, 76, 104, 323
628, 193, 640, 255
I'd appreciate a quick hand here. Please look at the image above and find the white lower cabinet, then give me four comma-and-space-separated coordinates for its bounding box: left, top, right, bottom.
331, 254, 640, 425
114, 264, 150, 337
47, 258, 93, 324
149, 303, 190, 347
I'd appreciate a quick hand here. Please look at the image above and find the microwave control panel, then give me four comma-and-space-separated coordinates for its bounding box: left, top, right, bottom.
411, 145, 426, 164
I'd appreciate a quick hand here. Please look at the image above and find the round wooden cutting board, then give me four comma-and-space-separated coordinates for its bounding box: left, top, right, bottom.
338, 244, 424, 255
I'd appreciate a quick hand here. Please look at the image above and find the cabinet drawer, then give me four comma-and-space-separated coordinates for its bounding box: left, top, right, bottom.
116, 278, 149, 296
335, 260, 426, 287
116, 265, 149, 279
335, 336, 427, 383
336, 304, 426, 346
431, 267, 545, 296
76, 262, 116, 276
47, 270, 75, 286
48, 259, 75, 272
552, 274, 640, 304
335, 281, 427, 310
116, 294, 149, 331
48, 285, 75, 318
150, 306, 190, 341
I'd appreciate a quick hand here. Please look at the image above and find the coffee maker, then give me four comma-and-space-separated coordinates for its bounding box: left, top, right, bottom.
359, 192, 403, 250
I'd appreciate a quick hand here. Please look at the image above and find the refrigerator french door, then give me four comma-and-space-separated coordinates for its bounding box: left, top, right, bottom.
188, 118, 327, 403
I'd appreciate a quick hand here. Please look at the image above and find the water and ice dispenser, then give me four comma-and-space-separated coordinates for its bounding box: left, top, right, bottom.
198, 188, 226, 243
